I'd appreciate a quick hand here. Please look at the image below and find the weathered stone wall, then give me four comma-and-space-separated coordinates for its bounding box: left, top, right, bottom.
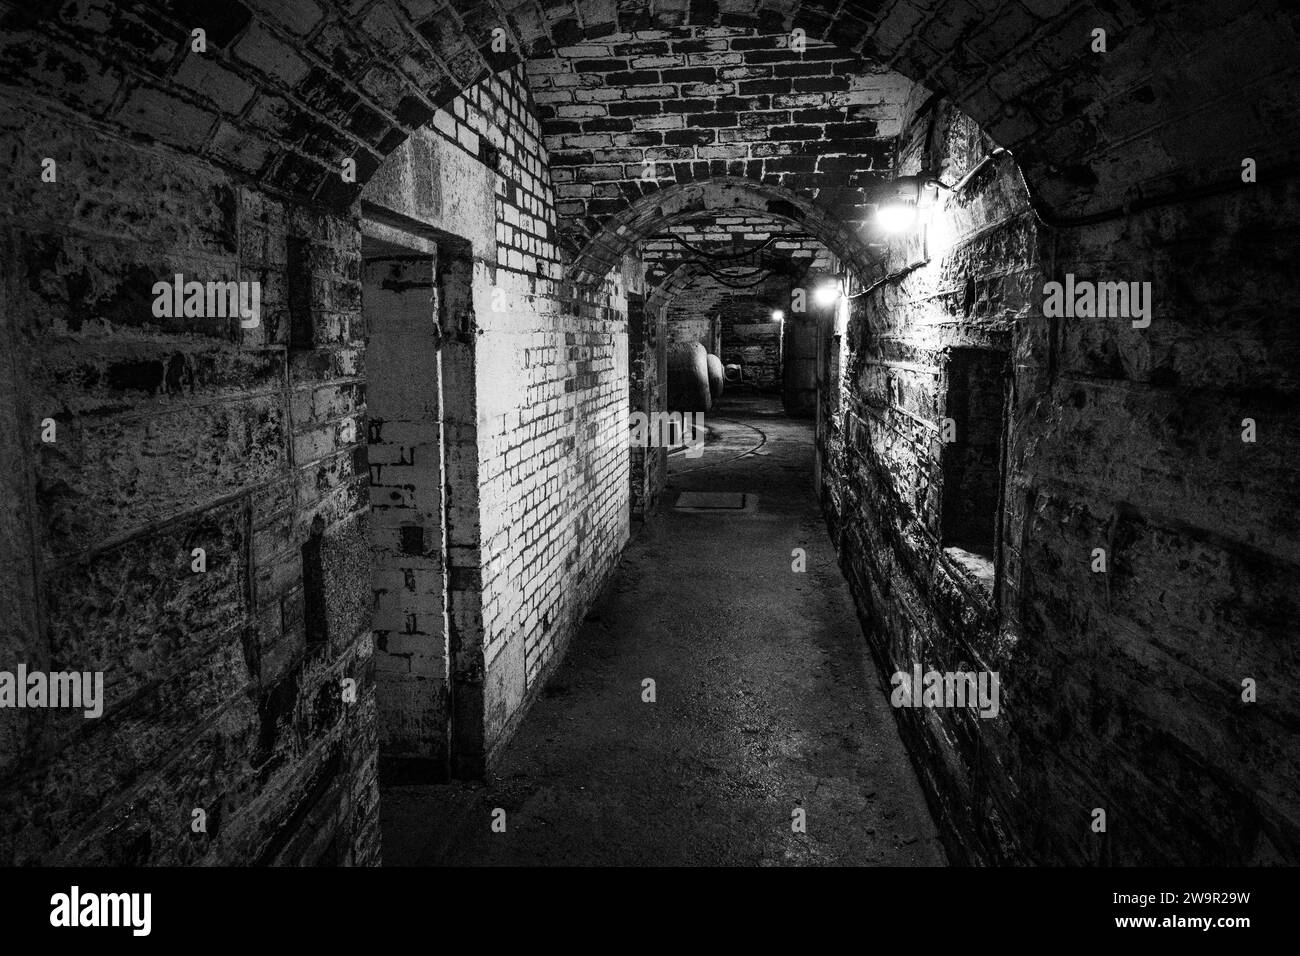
819, 94, 1300, 865
1003, 184, 1300, 867
0, 90, 379, 866
0, 56, 635, 863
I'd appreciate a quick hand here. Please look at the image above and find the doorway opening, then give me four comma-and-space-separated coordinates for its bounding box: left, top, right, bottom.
939, 346, 1010, 593
362, 223, 483, 783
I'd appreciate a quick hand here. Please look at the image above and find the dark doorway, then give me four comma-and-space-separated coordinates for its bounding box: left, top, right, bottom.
939, 347, 1009, 589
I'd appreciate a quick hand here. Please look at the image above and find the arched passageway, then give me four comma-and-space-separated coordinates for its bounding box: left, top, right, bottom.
1, 1, 1297, 869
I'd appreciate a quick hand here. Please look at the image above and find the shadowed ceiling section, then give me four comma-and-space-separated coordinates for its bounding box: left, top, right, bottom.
1, 1, 1294, 218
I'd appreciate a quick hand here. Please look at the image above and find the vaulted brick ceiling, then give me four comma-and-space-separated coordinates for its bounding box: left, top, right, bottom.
642, 216, 833, 279
526, 29, 915, 256
5, 0, 1297, 252
568, 175, 870, 288
640, 214, 833, 309
647, 257, 805, 317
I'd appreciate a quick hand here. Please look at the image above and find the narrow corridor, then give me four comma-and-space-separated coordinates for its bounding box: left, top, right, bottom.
4, 0, 1295, 877
382, 397, 945, 866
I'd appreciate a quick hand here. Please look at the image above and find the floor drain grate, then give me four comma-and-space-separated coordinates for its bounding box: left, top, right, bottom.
674, 491, 751, 511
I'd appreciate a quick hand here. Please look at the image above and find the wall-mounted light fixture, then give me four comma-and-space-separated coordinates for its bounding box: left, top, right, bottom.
814, 278, 843, 307
874, 150, 1010, 235
875, 173, 942, 233
771, 308, 785, 321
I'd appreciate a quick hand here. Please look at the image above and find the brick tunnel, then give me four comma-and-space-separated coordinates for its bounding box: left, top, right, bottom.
1, 0, 1298, 871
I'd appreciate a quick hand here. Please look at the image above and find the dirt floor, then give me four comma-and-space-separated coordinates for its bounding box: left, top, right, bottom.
381, 394, 946, 866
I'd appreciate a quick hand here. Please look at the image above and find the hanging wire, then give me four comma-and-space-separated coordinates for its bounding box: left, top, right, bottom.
668, 232, 780, 259
697, 268, 777, 289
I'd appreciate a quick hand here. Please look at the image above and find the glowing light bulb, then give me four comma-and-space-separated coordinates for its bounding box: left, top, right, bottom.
772, 309, 785, 321
876, 201, 918, 233
813, 281, 841, 307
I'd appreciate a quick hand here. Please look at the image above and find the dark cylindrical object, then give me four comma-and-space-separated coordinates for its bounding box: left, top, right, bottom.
706, 353, 724, 401
666, 341, 711, 412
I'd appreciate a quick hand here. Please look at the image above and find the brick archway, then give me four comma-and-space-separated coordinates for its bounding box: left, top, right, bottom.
567, 177, 870, 289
